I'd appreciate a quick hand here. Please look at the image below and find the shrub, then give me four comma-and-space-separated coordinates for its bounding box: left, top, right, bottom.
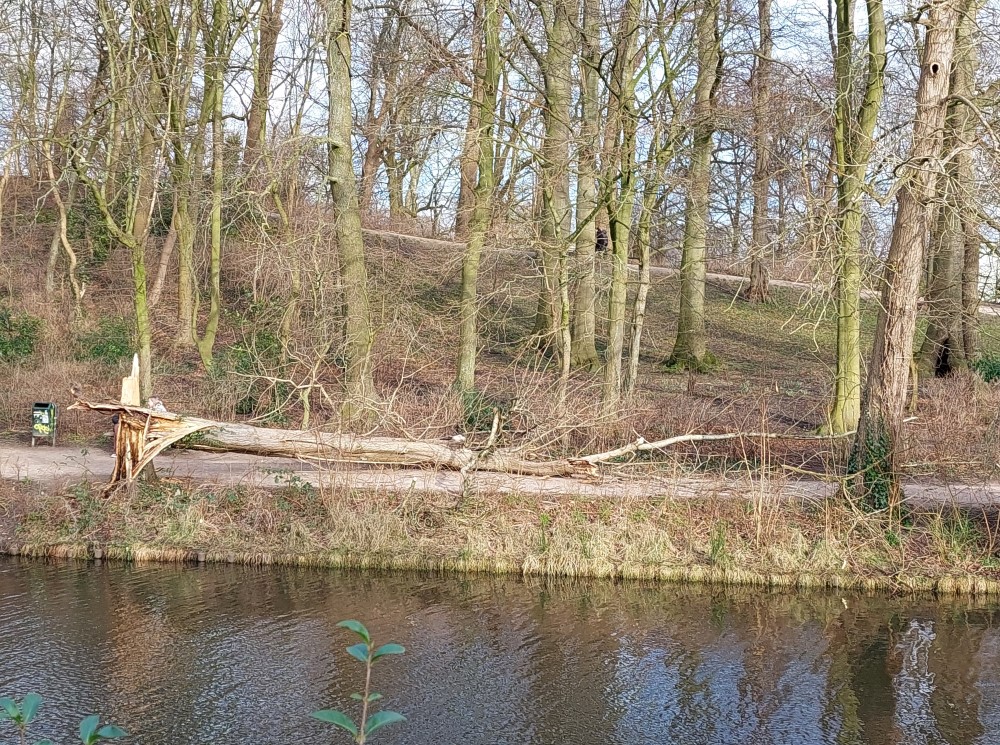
973, 355, 1000, 383
75, 317, 133, 364
0, 307, 42, 361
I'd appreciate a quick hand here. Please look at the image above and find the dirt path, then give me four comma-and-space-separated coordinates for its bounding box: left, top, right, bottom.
4, 443, 1000, 508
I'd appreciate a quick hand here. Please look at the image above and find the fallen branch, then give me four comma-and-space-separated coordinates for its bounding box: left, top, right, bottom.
70, 398, 881, 489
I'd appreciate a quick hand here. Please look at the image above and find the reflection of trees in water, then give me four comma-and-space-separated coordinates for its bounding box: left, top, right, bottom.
7, 559, 1000, 744
892, 619, 947, 745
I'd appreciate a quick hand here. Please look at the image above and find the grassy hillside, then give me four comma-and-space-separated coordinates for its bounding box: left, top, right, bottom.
3, 217, 1000, 483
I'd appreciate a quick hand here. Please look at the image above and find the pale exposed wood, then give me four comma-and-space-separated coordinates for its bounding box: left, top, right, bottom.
71, 398, 873, 488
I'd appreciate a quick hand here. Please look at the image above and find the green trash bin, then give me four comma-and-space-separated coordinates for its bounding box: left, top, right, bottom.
31, 402, 57, 447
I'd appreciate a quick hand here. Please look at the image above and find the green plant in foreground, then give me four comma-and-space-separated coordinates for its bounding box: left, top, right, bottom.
312, 620, 406, 743
0, 694, 126, 745
973, 354, 1000, 383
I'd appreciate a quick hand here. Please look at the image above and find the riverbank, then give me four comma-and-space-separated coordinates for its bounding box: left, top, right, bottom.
3, 468, 1000, 596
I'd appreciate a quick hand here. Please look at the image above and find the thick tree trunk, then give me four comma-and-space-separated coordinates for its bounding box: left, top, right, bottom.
455, 0, 501, 392
667, 0, 719, 370
851, 0, 958, 512
325, 0, 378, 418
569, 0, 601, 372
746, 0, 773, 304
919, 0, 979, 374
827, 0, 885, 434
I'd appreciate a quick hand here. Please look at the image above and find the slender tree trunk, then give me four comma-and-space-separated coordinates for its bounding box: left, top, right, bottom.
746, 0, 772, 303
243, 0, 284, 170
827, 0, 886, 434
600, 0, 640, 412
569, 0, 601, 372
455, 0, 500, 392
851, 0, 958, 511
454, 2, 485, 239
531, 0, 574, 356
148, 210, 177, 309
195, 2, 227, 369
668, 0, 720, 370
325, 0, 378, 417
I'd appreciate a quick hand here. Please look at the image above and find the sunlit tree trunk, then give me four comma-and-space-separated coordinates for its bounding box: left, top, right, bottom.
919, 0, 979, 374
455, 0, 501, 392
667, 0, 720, 370
746, 0, 772, 304
827, 0, 886, 434
851, 0, 958, 511
325, 0, 378, 418
569, 0, 601, 372
600, 0, 640, 412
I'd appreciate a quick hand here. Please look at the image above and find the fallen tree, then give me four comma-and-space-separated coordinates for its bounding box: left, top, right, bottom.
70, 399, 861, 489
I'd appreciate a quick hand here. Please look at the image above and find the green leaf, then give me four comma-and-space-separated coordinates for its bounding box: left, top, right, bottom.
336, 620, 371, 644
34, 740, 54, 745
79, 714, 100, 744
371, 643, 405, 662
0, 697, 18, 720
349, 693, 364, 701
96, 724, 127, 740
363, 711, 406, 737
311, 710, 358, 736
346, 643, 369, 663
366, 693, 383, 703
22, 693, 42, 724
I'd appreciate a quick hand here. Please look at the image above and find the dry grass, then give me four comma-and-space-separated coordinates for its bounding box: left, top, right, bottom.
2, 474, 999, 595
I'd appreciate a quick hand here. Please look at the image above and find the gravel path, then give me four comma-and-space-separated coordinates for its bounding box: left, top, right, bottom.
3, 443, 999, 508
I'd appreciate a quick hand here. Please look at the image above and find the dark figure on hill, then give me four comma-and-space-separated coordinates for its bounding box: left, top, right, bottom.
595, 227, 608, 253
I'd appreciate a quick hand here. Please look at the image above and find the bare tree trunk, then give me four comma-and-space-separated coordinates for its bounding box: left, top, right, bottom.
455, 0, 501, 392
919, 0, 979, 374
827, 0, 886, 434
243, 0, 284, 169
600, 0, 640, 412
454, 1, 485, 239
325, 0, 378, 418
667, 0, 719, 370
194, 0, 228, 369
531, 0, 574, 357
569, 0, 601, 372
746, 0, 772, 304
851, 0, 958, 512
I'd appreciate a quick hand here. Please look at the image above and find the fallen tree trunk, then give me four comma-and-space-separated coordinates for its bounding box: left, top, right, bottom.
70, 399, 865, 488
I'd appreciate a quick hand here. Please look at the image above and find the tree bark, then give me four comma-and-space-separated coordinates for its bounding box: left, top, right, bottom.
530, 0, 574, 357
600, 0, 641, 412
667, 0, 720, 370
827, 0, 886, 434
569, 0, 601, 372
746, 0, 772, 304
851, 0, 958, 512
325, 0, 378, 418
454, 1, 485, 239
455, 0, 501, 392
243, 0, 284, 171
918, 0, 979, 374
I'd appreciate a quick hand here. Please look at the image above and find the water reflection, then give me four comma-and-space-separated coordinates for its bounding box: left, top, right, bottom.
0, 558, 997, 744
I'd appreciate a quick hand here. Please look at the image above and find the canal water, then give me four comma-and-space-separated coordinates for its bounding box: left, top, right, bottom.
1, 557, 998, 744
